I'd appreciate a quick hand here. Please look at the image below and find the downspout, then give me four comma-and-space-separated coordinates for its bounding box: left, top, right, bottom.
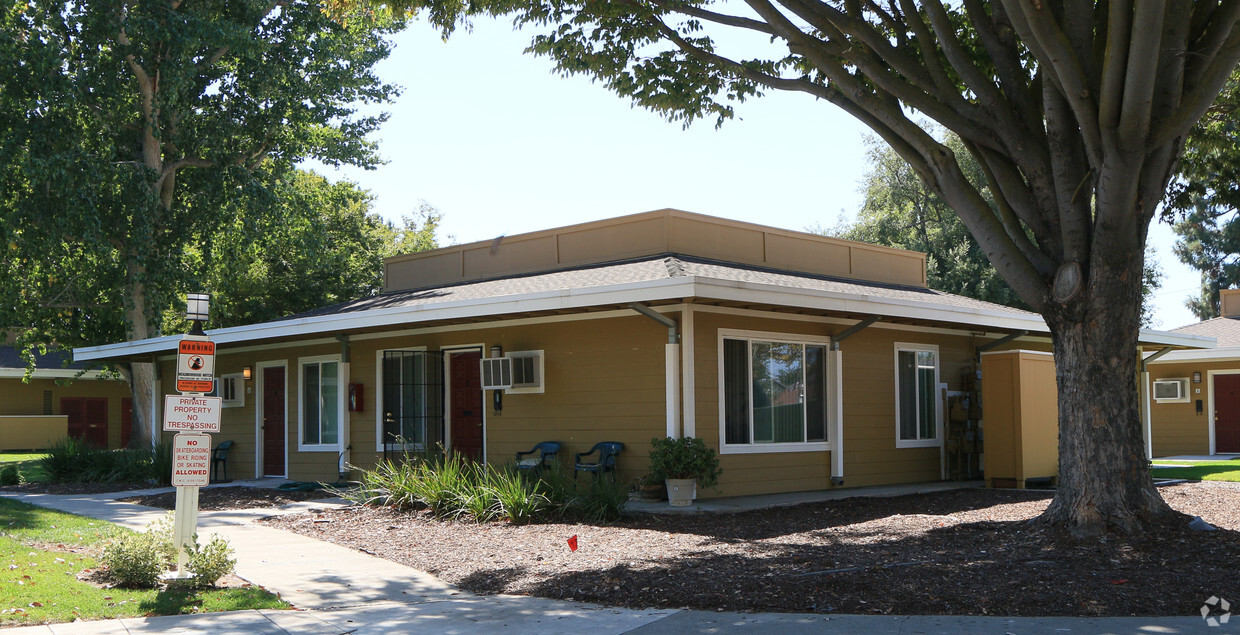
828, 316, 880, 486
337, 335, 352, 479
1140, 347, 1174, 461
630, 303, 681, 438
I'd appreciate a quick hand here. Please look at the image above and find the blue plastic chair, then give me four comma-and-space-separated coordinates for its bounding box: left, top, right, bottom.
574, 442, 624, 481
515, 441, 561, 473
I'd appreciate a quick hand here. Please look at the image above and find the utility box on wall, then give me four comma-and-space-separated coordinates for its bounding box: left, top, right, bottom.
981, 350, 1059, 489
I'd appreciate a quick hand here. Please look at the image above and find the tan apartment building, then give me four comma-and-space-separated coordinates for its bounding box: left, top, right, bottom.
73, 210, 1209, 494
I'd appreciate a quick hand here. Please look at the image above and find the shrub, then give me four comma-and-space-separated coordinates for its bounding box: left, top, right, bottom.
0, 464, 20, 486
103, 532, 169, 588
39, 437, 173, 484
648, 436, 722, 489
185, 534, 236, 589
571, 476, 629, 523
488, 466, 549, 525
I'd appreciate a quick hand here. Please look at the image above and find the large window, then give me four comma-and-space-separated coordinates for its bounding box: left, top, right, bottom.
721, 333, 829, 453
895, 344, 940, 448
300, 357, 341, 450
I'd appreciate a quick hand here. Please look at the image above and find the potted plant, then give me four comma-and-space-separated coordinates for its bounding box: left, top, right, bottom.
648, 436, 722, 507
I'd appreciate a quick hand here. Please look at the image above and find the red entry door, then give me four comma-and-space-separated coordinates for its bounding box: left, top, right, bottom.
1216, 374, 1240, 453
62, 397, 108, 447
263, 366, 286, 476
449, 350, 484, 461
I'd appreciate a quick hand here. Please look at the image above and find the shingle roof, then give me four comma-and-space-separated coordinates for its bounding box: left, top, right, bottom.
283, 254, 1038, 322
1171, 317, 1240, 347
0, 345, 84, 371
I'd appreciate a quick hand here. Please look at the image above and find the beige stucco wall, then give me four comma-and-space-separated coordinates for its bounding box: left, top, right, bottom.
0, 416, 68, 450
980, 350, 1059, 487
1147, 360, 1238, 457
0, 376, 132, 449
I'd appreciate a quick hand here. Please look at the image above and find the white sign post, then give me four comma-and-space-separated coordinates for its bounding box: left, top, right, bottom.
163, 334, 219, 580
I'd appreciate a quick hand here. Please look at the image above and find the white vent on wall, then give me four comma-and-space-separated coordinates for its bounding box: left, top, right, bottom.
480, 357, 512, 390
1152, 378, 1189, 403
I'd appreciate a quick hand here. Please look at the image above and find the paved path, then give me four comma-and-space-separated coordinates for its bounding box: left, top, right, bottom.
0, 489, 1227, 634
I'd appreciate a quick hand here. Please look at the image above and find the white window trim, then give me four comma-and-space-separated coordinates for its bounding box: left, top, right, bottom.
506, 349, 545, 394
374, 347, 428, 452
894, 342, 943, 449
218, 374, 244, 408
299, 354, 344, 453
717, 328, 833, 455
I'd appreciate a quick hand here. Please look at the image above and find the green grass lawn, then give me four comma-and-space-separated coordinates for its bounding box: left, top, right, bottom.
0, 497, 288, 626
1150, 459, 1240, 482
0, 452, 50, 483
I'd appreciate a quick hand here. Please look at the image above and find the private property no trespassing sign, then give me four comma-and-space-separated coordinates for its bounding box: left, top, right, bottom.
163, 395, 222, 433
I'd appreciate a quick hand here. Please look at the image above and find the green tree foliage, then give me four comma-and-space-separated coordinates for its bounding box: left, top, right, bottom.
168, 170, 443, 330
385, 0, 1240, 533
1166, 71, 1240, 320
0, 0, 403, 444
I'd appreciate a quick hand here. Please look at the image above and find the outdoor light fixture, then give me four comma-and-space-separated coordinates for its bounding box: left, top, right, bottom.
1194, 372, 1202, 383
186, 293, 210, 335
242, 366, 252, 381
490, 344, 502, 358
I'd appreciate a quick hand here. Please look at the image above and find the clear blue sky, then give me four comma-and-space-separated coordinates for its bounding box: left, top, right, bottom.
316, 16, 1203, 330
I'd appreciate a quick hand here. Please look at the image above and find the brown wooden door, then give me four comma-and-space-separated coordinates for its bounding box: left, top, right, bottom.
449, 350, 483, 461
62, 397, 108, 447
1216, 374, 1240, 453
263, 366, 286, 476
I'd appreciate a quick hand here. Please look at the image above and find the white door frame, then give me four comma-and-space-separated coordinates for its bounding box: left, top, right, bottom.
255, 360, 289, 478
443, 344, 486, 463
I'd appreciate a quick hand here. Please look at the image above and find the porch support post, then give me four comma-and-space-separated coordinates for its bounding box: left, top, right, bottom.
828, 346, 844, 484
338, 335, 352, 475
666, 343, 681, 438
1140, 347, 1174, 461
827, 316, 879, 486
680, 305, 696, 437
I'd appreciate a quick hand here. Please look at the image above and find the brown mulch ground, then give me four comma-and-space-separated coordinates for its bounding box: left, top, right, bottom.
0, 482, 154, 495
261, 482, 1240, 617
119, 486, 337, 511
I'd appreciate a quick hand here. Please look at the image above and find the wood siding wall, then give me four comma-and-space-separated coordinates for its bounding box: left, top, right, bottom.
1147, 361, 1235, 457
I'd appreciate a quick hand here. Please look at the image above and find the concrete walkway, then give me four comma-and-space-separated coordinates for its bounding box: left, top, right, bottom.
0, 487, 1228, 634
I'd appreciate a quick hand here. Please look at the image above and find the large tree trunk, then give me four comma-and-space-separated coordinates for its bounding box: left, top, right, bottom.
123, 261, 157, 448
1038, 244, 1177, 535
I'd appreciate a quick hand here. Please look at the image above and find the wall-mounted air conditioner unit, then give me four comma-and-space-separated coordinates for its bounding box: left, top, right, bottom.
1152, 378, 1190, 403
480, 357, 513, 390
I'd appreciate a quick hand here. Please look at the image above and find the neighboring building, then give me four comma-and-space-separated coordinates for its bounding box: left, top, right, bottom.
73, 210, 1208, 495
1, 334, 133, 450
1145, 288, 1240, 457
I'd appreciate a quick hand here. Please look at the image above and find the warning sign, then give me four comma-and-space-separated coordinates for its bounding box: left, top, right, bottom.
176, 339, 216, 393
172, 433, 211, 487
163, 395, 222, 433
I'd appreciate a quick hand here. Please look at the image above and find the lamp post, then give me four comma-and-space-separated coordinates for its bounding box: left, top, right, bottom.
186, 293, 210, 336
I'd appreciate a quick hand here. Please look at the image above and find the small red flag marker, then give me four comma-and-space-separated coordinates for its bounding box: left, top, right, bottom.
567, 535, 578, 552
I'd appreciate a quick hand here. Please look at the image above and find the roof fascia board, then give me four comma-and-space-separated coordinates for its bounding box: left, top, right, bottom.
1147, 347, 1239, 362
0, 369, 111, 379
75, 278, 694, 362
